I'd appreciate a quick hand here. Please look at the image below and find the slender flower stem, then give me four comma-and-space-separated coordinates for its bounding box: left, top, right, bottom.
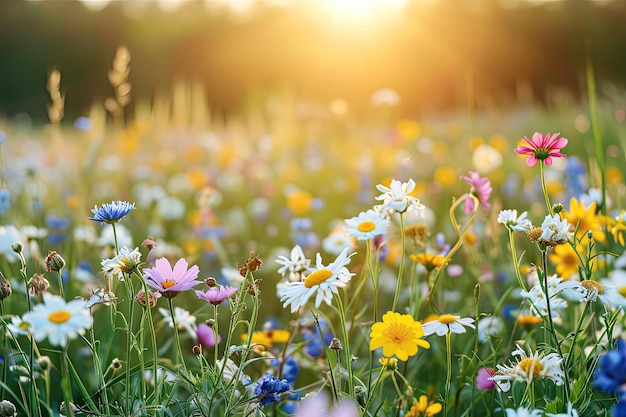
133, 270, 159, 407
392, 212, 406, 311
444, 332, 452, 416
564, 301, 591, 377
212, 303, 219, 369
123, 277, 136, 414
540, 250, 570, 403
61, 345, 75, 417
168, 298, 189, 376
18, 250, 38, 417
539, 163, 553, 215
508, 230, 527, 292
315, 313, 339, 404
56, 270, 65, 300
334, 293, 355, 398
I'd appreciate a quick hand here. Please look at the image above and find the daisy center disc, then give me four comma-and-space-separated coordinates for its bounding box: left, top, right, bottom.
519, 358, 543, 379
304, 269, 333, 288
581, 280, 605, 295
48, 310, 71, 324
357, 221, 376, 232
438, 314, 457, 324
162, 279, 177, 290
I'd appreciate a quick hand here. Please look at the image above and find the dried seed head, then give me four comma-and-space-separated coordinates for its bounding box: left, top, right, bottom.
28, 274, 50, 296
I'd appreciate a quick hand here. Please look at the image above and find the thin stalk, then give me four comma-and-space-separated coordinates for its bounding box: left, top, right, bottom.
315, 314, 339, 404
334, 294, 355, 398
539, 163, 553, 216
18, 250, 38, 417
123, 277, 136, 414
134, 269, 159, 406
56, 270, 65, 300
61, 345, 75, 417
508, 230, 527, 292
540, 251, 570, 404
444, 332, 452, 416
168, 298, 189, 376
564, 301, 591, 378
392, 213, 406, 311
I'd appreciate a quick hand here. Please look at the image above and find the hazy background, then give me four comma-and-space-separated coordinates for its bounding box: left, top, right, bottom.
2, 0, 626, 124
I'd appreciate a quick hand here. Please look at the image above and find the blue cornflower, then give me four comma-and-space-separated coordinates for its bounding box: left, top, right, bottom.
302, 318, 334, 358
254, 373, 290, 407
614, 397, 626, 417
594, 339, 626, 394
270, 357, 299, 385
89, 201, 135, 224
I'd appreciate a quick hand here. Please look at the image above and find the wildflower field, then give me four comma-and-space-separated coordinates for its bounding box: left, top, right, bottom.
3, 42, 626, 417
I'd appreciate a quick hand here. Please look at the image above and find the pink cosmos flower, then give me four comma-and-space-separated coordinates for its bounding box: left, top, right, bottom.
144, 257, 201, 298
514, 132, 568, 167
476, 367, 496, 390
195, 285, 239, 305
196, 322, 220, 347
460, 171, 492, 214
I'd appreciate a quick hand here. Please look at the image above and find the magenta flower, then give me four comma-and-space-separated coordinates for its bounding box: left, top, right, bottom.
196, 322, 220, 347
476, 367, 496, 390
195, 285, 239, 305
514, 132, 568, 167
144, 257, 201, 298
460, 171, 492, 214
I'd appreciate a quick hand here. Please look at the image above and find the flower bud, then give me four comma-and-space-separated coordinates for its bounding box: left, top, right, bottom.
205, 277, 217, 287
192, 344, 202, 356
329, 337, 343, 350
28, 273, 50, 296
37, 356, 52, 371
0, 271, 11, 300
45, 251, 66, 272
11, 241, 23, 254
552, 203, 564, 214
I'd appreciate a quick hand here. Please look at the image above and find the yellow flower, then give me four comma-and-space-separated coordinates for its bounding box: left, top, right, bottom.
406, 395, 442, 417
396, 120, 421, 141
378, 357, 398, 371
548, 243, 587, 279
370, 311, 430, 361
287, 190, 314, 215
410, 253, 446, 272
433, 166, 456, 187
243, 329, 291, 348
561, 197, 606, 243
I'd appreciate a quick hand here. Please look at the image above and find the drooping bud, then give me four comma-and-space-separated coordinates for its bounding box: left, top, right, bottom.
0, 400, 17, 417
0, 271, 11, 300
11, 241, 23, 254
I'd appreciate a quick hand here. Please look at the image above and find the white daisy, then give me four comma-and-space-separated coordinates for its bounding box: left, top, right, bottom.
578, 279, 626, 308
375, 178, 424, 214
489, 344, 564, 392
278, 247, 355, 313
344, 209, 390, 241
540, 214, 572, 245
520, 276, 574, 317
158, 306, 197, 335
422, 314, 475, 336
101, 246, 142, 279
477, 316, 503, 343
22, 293, 93, 347
6, 315, 30, 338
497, 209, 532, 232
275, 245, 311, 281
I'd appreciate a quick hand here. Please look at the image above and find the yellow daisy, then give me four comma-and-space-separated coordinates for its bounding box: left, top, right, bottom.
561, 197, 606, 243
406, 395, 442, 417
369, 311, 430, 361
548, 243, 585, 280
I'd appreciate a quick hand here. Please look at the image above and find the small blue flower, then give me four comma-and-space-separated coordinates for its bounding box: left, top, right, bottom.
89, 201, 135, 224
614, 397, 626, 417
594, 339, 626, 394
0, 189, 10, 215
254, 373, 290, 407
270, 357, 299, 385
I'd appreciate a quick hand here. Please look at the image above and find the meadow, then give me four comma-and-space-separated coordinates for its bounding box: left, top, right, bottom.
1, 62, 626, 417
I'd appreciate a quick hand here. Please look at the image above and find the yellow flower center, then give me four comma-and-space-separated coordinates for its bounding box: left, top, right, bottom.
517, 315, 543, 326
162, 279, 177, 290
386, 322, 412, 343
580, 280, 605, 295
304, 269, 333, 288
438, 314, 457, 324
357, 221, 376, 232
519, 358, 543, 379
48, 310, 71, 324
619, 287, 626, 298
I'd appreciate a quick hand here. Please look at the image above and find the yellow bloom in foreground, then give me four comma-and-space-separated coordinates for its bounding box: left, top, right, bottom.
410, 253, 446, 272
406, 395, 442, 417
370, 311, 430, 361
548, 243, 587, 279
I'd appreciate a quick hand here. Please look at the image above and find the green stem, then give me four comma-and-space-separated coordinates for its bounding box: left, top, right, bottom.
564, 301, 591, 379
444, 332, 452, 416
392, 213, 406, 311
508, 230, 527, 292
123, 277, 136, 414
168, 298, 189, 376
61, 345, 75, 417
334, 293, 355, 398
134, 269, 159, 406
540, 163, 553, 216
540, 250, 570, 403
18, 251, 39, 417
56, 270, 65, 300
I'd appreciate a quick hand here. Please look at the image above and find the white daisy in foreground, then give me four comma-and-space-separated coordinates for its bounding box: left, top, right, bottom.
278, 247, 355, 313
375, 178, 424, 214
23, 293, 93, 347
489, 344, 564, 392
422, 314, 475, 336
577, 279, 626, 308
344, 209, 390, 241
497, 209, 532, 232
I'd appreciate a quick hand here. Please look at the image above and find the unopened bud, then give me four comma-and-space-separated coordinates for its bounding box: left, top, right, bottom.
110, 357, 122, 371
45, 251, 66, 272
11, 241, 23, 254
37, 356, 52, 371
205, 277, 217, 287
135, 289, 160, 308
192, 344, 202, 356
0, 271, 11, 300
552, 203, 564, 214
205, 318, 216, 327
329, 337, 343, 350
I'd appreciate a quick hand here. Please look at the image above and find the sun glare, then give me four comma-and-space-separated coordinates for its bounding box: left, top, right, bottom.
317, 0, 410, 24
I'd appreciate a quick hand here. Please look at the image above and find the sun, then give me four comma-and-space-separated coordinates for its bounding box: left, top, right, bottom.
316, 0, 410, 25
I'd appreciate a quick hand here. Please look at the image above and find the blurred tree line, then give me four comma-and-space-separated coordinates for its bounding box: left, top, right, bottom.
1, 0, 626, 124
